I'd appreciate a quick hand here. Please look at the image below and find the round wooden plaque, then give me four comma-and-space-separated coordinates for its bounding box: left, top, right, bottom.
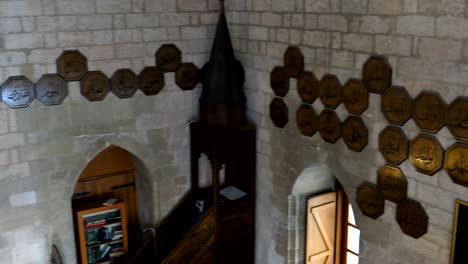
297, 71, 319, 104
319, 74, 342, 109
56, 50, 88, 81
444, 142, 468, 187
447, 97, 468, 142
342, 115, 368, 152
1, 76, 36, 108
377, 165, 407, 203
283, 46, 304, 78
379, 126, 409, 165
175, 63, 200, 91
296, 104, 318, 137
381, 85, 412, 126
413, 91, 446, 133
36, 74, 68, 106
110, 69, 139, 99
409, 134, 444, 176
396, 198, 428, 239
80, 71, 110, 102
270, 97, 288, 128
343, 79, 368, 115
362, 55, 392, 94
318, 109, 341, 144
138, 66, 165, 96
156, 44, 182, 72
356, 181, 385, 219
270, 66, 289, 97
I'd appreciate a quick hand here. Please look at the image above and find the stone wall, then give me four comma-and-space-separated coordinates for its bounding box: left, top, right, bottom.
0, 1, 218, 263
226, 0, 468, 263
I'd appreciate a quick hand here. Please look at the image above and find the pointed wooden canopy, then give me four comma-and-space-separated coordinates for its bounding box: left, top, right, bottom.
199, 0, 246, 127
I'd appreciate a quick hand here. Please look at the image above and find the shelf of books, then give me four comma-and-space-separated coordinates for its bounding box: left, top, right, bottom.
76, 202, 128, 264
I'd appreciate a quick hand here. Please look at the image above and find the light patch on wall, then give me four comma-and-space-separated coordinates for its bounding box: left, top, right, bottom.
9, 191, 36, 207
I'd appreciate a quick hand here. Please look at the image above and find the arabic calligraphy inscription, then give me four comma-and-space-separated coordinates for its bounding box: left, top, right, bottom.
381, 86, 412, 126
56, 50, 88, 81
1, 76, 36, 108
409, 134, 444, 175
343, 79, 368, 115
80, 71, 110, 101
283, 46, 304, 78
271, 66, 289, 97
138, 67, 165, 96
362, 55, 392, 94
296, 104, 318, 137
447, 97, 468, 142
110, 69, 138, 99
396, 198, 428, 239
377, 165, 407, 203
270, 98, 288, 128
379, 126, 409, 165
356, 181, 385, 219
413, 92, 446, 133
444, 143, 468, 187
342, 115, 368, 152
318, 109, 341, 143
297, 71, 319, 104
319, 74, 342, 109
35, 74, 68, 106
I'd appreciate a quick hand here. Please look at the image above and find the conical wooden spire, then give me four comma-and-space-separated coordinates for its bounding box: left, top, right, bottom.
199, 1, 246, 127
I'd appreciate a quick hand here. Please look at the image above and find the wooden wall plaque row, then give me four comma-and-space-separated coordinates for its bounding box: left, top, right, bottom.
0, 44, 199, 108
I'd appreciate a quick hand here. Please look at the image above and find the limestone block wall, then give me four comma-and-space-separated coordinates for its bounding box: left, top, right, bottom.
225, 0, 468, 263
0, 0, 220, 263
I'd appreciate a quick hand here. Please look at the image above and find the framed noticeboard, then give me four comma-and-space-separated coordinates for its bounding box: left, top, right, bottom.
450, 199, 468, 264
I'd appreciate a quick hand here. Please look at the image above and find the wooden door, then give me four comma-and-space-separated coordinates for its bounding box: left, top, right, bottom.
306, 192, 337, 264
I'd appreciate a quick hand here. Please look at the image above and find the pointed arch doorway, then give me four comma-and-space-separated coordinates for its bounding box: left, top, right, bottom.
71, 145, 142, 262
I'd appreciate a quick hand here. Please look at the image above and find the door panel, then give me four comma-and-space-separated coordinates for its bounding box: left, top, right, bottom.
306, 192, 337, 264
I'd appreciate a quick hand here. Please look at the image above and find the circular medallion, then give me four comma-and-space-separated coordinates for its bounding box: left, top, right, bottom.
110, 69, 138, 99
56, 50, 88, 81
319, 74, 342, 109
296, 104, 318, 137
1, 76, 36, 108
283, 46, 304, 78
377, 165, 408, 203
362, 55, 392, 94
342, 115, 368, 152
447, 97, 468, 142
343, 78, 368, 115
270, 66, 289, 97
80, 71, 110, 101
396, 198, 428, 239
270, 97, 288, 128
156, 44, 182, 72
138, 66, 165, 96
318, 109, 341, 144
176, 63, 200, 91
379, 126, 409, 165
35, 74, 68, 106
409, 134, 444, 175
444, 142, 468, 187
381, 85, 412, 126
356, 181, 385, 219
413, 91, 446, 133
297, 71, 319, 104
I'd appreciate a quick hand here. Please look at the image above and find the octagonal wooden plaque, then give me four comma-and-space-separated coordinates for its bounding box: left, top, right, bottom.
297, 71, 319, 104
319, 74, 342, 109
318, 109, 341, 144
356, 181, 385, 219
447, 97, 468, 142
138, 67, 165, 96
1, 76, 36, 108
270, 66, 289, 97
362, 55, 392, 94
296, 104, 318, 137
343, 78, 368, 115
413, 91, 446, 133
110, 69, 138, 99
409, 134, 444, 175
284, 46, 304, 78
444, 142, 468, 187
379, 126, 409, 165
175, 63, 199, 91
377, 165, 407, 203
56, 50, 88, 81
35, 74, 68, 106
80, 71, 110, 102
156, 44, 181, 72
342, 115, 368, 152
270, 97, 288, 128
396, 198, 428, 239
381, 85, 412, 126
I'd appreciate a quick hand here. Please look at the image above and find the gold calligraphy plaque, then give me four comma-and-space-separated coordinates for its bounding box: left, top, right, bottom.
318, 109, 341, 144
413, 91, 446, 133
270, 66, 289, 97
138, 66, 165, 96
319, 74, 342, 109
80, 71, 110, 102
35, 74, 68, 106
356, 181, 385, 219
447, 97, 468, 142
1, 76, 36, 108
379, 126, 409, 165
270, 98, 288, 128
56, 50, 88, 81
444, 142, 468, 187
110, 69, 138, 99
296, 104, 318, 137
284, 46, 304, 78
409, 134, 444, 175
343, 78, 368, 115
156, 44, 181, 72
377, 165, 407, 203
396, 198, 428, 239
381, 85, 412, 126
362, 55, 392, 94
297, 71, 319, 104
342, 115, 368, 152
